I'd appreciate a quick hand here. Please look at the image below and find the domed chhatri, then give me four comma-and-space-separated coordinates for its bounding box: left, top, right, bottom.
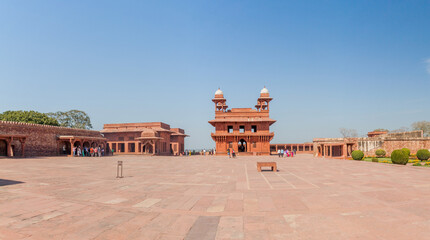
260, 86, 270, 98
260, 86, 269, 94
215, 88, 223, 95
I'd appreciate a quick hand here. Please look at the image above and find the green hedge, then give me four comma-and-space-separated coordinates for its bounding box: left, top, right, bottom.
401, 148, 410, 156
351, 150, 364, 160
416, 149, 430, 161
375, 149, 386, 157
391, 149, 409, 165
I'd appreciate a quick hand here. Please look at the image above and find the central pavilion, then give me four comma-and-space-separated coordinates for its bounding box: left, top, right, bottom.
209, 87, 276, 155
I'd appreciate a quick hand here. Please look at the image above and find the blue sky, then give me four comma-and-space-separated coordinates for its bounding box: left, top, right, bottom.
1, 0, 430, 149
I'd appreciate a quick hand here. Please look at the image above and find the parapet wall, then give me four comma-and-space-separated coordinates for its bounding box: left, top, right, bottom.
0, 121, 103, 157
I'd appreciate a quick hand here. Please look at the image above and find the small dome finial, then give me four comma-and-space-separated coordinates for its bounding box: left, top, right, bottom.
260, 86, 269, 94
215, 88, 223, 96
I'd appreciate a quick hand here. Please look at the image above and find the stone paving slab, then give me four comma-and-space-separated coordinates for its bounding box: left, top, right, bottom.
1, 154, 430, 239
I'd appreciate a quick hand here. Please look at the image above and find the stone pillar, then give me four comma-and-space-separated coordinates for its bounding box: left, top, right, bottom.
343, 144, 347, 158
6, 138, 13, 157
70, 140, 74, 156
20, 139, 26, 157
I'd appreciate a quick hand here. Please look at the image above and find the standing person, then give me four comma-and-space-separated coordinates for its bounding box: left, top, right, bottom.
94, 147, 98, 157
280, 149, 284, 158
232, 149, 236, 158
77, 147, 81, 157
227, 149, 231, 158
294, 149, 296, 156
286, 149, 290, 157
90, 147, 94, 157
291, 150, 294, 157
283, 150, 287, 158
101, 147, 104, 156
111, 148, 114, 156
277, 149, 281, 157
63, 145, 67, 155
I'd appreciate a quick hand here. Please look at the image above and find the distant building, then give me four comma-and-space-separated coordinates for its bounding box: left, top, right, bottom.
313, 130, 430, 158
270, 143, 314, 155
209, 87, 276, 155
101, 122, 187, 156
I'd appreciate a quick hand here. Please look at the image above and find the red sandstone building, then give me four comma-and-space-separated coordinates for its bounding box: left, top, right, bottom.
101, 122, 187, 156
209, 88, 276, 155
0, 121, 106, 157
313, 130, 430, 158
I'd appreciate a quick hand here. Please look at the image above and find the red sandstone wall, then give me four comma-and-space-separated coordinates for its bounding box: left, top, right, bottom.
382, 140, 430, 156
0, 121, 103, 157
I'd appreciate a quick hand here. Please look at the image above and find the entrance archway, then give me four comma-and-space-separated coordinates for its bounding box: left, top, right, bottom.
83, 141, 90, 148
74, 141, 81, 148
142, 143, 153, 154
0, 140, 7, 156
238, 139, 247, 152
59, 141, 71, 155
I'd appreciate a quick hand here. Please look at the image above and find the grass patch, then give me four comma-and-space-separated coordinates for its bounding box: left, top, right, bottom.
363, 157, 392, 163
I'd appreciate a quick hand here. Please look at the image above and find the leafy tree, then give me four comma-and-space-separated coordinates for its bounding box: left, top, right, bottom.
411, 121, 430, 137
48, 110, 93, 129
0, 110, 59, 126
339, 128, 358, 138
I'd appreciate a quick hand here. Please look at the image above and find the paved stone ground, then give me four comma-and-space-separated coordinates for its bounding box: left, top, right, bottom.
1, 154, 430, 240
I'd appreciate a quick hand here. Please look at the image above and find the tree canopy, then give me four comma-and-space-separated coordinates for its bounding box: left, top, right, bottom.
47, 110, 93, 130
0, 110, 60, 126
339, 128, 358, 138
411, 121, 430, 137
372, 128, 389, 132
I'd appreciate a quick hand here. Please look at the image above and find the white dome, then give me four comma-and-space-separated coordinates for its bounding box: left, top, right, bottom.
215, 89, 223, 95
260, 87, 269, 94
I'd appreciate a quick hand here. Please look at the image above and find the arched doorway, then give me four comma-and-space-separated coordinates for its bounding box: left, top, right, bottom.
142, 143, 153, 154
74, 141, 81, 148
238, 139, 247, 152
0, 140, 7, 156
59, 141, 71, 155
83, 141, 90, 148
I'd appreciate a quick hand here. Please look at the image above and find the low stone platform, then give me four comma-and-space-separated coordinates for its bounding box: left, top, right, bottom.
1, 154, 430, 239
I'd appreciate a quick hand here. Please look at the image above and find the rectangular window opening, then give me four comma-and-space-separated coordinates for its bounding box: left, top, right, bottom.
251, 125, 257, 133
239, 126, 245, 133
228, 126, 233, 133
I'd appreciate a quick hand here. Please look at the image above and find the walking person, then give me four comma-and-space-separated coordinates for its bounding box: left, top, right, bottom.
277, 149, 281, 157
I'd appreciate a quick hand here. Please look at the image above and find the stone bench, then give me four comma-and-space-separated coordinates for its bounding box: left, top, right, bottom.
257, 162, 277, 172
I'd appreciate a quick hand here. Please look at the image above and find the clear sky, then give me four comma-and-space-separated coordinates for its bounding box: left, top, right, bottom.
1, 1, 430, 149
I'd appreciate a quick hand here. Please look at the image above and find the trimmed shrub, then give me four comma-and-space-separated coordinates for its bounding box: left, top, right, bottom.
391, 149, 409, 165
413, 162, 422, 166
375, 149, 386, 157
372, 158, 378, 162
416, 149, 430, 161
351, 150, 364, 160
401, 148, 410, 156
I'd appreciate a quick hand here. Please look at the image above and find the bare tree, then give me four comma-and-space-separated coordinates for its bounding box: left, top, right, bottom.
390, 127, 410, 133
411, 121, 430, 137
339, 128, 358, 138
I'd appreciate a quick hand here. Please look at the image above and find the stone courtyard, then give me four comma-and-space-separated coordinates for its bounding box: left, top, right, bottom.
1, 155, 430, 240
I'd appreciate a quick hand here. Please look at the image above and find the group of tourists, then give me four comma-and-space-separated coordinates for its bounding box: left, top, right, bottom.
73, 146, 105, 157
277, 149, 295, 157
227, 148, 236, 158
